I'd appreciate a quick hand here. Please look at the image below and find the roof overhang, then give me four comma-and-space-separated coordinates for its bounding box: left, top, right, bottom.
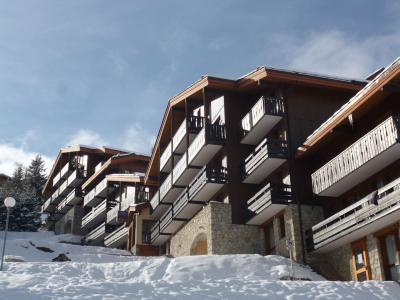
297, 57, 400, 157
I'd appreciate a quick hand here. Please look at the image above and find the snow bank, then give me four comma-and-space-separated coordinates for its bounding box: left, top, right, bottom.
0, 231, 399, 299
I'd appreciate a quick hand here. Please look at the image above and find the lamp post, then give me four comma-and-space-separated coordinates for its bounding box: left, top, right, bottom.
1, 197, 16, 271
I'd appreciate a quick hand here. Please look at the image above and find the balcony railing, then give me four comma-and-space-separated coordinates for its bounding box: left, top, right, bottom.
81, 199, 107, 229
312, 116, 400, 197
84, 178, 114, 207
188, 123, 225, 166
56, 188, 82, 213
41, 198, 54, 213
188, 166, 227, 201
307, 176, 400, 253
160, 141, 172, 172
52, 163, 70, 188
173, 116, 205, 154
241, 96, 285, 145
85, 222, 106, 245
104, 224, 128, 248
242, 138, 288, 184
246, 183, 292, 225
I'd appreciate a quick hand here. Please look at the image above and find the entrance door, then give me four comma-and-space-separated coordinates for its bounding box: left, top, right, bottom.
352, 239, 371, 281
379, 229, 400, 281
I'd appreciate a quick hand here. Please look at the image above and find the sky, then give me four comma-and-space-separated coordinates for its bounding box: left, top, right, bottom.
0, 0, 399, 175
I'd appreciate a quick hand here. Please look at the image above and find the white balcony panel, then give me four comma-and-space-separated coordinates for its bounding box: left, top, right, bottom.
188, 128, 223, 167
312, 116, 400, 197
246, 184, 292, 226
151, 203, 170, 220
60, 163, 71, 179
311, 177, 400, 253
243, 139, 288, 184
106, 204, 120, 225
172, 153, 200, 186
241, 96, 284, 145
188, 168, 227, 203
173, 119, 187, 154
160, 174, 184, 203
41, 198, 54, 213
160, 142, 173, 172
104, 225, 128, 248
86, 223, 106, 245
151, 231, 170, 246
81, 199, 107, 230
173, 191, 203, 220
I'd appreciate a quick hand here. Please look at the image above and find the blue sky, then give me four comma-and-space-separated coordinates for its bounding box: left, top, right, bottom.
0, 0, 399, 174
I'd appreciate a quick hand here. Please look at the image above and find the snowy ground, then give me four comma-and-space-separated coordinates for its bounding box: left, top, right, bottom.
0, 232, 399, 299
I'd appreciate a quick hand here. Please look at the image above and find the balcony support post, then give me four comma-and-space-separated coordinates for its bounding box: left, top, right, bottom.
281, 85, 307, 264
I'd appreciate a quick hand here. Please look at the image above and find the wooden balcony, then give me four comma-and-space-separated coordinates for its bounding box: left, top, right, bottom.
56, 188, 82, 213
246, 183, 292, 225
312, 116, 400, 197
104, 224, 128, 248
41, 198, 55, 213
241, 96, 285, 145
81, 199, 107, 230
52, 162, 71, 189
150, 221, 171, 246
160, 116, 205, 173
159, 173, 185, 204
58, 169, 85, 198
307, 176, 400, 253
172, 153, 201, 186
242, 138, 288, 184
188, 166, 227, 202
187, 123, 225, 167
173, 116, 204, 154
85, 222, 106, 245
83, 178, 115, 207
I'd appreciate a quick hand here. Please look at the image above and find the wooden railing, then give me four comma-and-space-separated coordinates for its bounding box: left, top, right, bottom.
159, 174, 172, 200
242, 96, 285, 134
160, 141, 172, 171
82, 199, 107, 227
307, 176, 400, 251
312, 116, 400, 195
247, 183, 292, 213
188, 166, 227, 199
172, 153, 187, 184
243, 138, 288, 177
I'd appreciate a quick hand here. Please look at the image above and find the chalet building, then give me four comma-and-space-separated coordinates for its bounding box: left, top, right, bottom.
142, 67, 365, 258
81, 152, 149, 248
297, 57, 400, 281
42, 145, 127, 235
0, 173, 10, 186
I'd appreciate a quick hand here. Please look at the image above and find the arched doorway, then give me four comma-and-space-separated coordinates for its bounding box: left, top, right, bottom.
190, 233, 208, 255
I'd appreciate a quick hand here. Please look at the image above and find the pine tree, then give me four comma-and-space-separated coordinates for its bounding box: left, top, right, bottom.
0, 157, 47, 231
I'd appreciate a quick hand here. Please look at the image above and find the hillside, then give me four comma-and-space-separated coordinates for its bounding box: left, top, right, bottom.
0, 231, 399, 299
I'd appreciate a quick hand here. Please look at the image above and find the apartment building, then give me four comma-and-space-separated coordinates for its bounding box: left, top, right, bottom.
298, 58, 400, 281
81, 152, 149, 248
142, 67, 365, 258
42, 145, 128, 235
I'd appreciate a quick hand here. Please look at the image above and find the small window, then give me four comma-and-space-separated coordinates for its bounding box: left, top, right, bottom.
278, 214, 286, 239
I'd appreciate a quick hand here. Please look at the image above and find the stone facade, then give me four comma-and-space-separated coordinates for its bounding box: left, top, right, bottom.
170, 201, 265, 257
54, 205, 84, 235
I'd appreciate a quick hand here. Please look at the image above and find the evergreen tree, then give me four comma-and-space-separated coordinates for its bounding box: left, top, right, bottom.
0, 157, 47, 231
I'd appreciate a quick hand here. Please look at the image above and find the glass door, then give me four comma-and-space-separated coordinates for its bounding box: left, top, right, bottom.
352, 239, 371, 281
380, 230, 400, 281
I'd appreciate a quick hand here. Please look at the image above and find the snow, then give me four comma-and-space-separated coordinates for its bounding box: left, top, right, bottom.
0, 231, 399, 299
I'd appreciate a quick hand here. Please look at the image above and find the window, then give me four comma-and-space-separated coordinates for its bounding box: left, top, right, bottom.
278, 214, 286, 239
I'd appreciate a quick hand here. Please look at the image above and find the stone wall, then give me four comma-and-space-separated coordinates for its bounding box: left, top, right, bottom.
54, 205, 84, 235
169, 201, 265, 257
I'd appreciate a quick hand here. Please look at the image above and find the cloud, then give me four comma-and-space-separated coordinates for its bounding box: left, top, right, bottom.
0, 143, 53, 176
66, 125, 156, 155
121, 123, 156, 155
66, 129, 107, 148
276, 30, 400, 78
